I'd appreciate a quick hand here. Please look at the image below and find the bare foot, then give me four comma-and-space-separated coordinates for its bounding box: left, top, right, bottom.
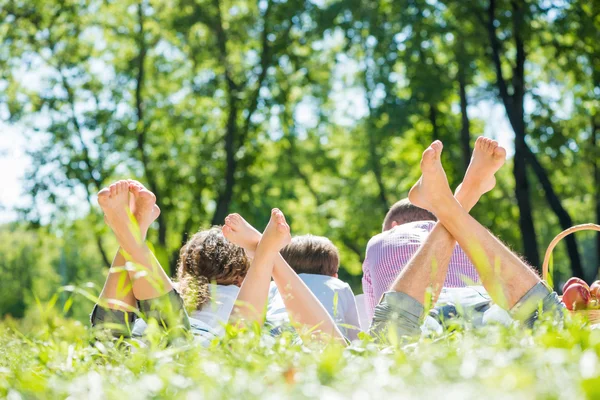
97, 180, 131, 226
222, 213, 262, 252
456, 137, 506, 205
257, 208, 291, 253
128, 180, 160, 233
408, 141, 454, 213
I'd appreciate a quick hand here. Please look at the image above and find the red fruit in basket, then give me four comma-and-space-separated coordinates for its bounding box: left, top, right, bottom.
563, 277, 589, 293
562, 283, 591, 311
590, 281, 600, 299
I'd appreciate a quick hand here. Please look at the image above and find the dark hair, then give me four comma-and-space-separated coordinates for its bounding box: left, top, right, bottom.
176, 227, 250, 310
280, 235, 339, 277
382, 198, 437, 231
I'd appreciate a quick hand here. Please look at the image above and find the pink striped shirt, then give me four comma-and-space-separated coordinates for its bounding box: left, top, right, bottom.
362, 220, 481, 320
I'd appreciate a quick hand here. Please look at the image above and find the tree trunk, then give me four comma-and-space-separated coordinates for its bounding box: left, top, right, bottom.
211, 92, 239, 226
523, 145, 584, 278
457, 59, 472, 173
134, 1, 168, 248
366, 122, 389, 211
485, 0, 541, 267
513, 137, 540, 268
593, 117, 600, 276
95, 235, 112, 268
429, 103, 440, 141
512, 2, 581, 275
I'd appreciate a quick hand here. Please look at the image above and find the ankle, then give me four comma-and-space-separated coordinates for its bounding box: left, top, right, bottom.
454, 186, 479, 212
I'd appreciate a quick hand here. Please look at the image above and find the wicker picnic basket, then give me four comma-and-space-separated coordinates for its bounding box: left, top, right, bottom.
542, 223, 600, 324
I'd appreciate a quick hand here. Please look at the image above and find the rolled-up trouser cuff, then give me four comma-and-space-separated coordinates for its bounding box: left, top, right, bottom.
90, 305, 135, 337
510, 281, 564, 327
369, 291, 424, 338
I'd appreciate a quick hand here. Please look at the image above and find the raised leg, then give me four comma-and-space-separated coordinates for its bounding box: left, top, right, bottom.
97, 180, 173, 301
223, 213, 346, 342
408, 141, 542, 311
97, 180, 161, 310
391, 137, 506, 305
230, 209, 291, 324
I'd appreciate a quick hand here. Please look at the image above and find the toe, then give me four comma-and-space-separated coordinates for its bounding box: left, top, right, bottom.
128, 180, 140, 191
98, 188, 110, 203
480, 137, 490, 149
119, 181, 128, 194
229, 214, 241, 225
431, 141, 443, 159
275, 210, 286, 224
130, 183, 141, 194
222, 225, 232, 237
109, 183, 117, 196
493, 146, 507, 160
422, 147, 436, 164
431, 140, 443, 151
475, 136, 484, 148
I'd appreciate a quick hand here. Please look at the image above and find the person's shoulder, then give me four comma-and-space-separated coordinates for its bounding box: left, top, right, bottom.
213, 284, 240, 296
394, 220, 435, 232
366, 231, 387, 250
309, 274, 353, 291
299, 273, 330, 283
367, 231, 389, 248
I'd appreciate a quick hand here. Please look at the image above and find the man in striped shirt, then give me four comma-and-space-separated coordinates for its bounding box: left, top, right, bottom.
367, 137, 563, 338
362, 201, 481, 320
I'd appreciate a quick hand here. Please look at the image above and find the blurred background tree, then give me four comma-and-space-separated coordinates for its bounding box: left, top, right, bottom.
0, 0, 597, 320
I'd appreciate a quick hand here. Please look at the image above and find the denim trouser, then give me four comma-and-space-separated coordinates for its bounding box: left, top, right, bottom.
370, 282, 564, 338
90, 290, 194, 338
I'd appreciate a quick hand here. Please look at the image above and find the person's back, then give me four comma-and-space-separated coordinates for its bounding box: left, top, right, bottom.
189, 283, 240, 333
362, 200, 480, 320
268, 273, 360, 339
269, 235, 361, 340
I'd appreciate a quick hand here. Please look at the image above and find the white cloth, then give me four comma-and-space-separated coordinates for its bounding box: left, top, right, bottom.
354, 294, 371, 332
190, 284, 239, 334
267, 274, 362, 341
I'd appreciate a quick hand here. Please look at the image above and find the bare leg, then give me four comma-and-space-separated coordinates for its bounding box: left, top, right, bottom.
230, 209, 291, 324
97, 180, 173, 301
408, 142, 540, 309
391, 137, 506, 304
223, 214, 346, 342
97, 180, 161, 310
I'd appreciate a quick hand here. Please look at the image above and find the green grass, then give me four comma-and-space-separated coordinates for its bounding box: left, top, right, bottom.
2, 304, 600, 399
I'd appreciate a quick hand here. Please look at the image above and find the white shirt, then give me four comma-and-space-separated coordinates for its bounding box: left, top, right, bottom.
267, 274, 362, 341
190, 284, 239, 334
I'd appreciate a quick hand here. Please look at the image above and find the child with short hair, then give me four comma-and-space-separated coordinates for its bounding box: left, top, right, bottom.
275, 235, 361, 341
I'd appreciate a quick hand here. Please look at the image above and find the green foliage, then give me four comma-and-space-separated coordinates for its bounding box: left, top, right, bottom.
0, 223, 106, 320
0, 0, 598, 316
2, 305, 600, 398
